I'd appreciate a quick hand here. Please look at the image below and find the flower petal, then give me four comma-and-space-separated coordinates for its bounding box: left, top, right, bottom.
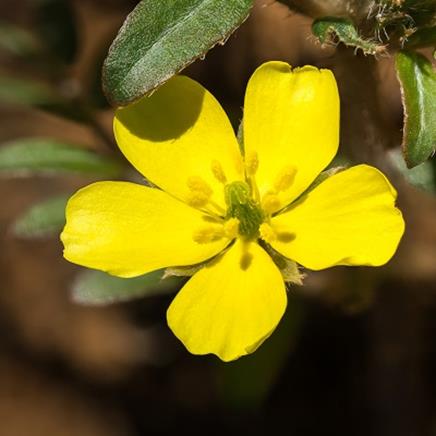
244, 61, 340, 211
270, 165, 405, 270
114, 76, 243, 211
167, 240, 287, 362
61, 182, 230, 278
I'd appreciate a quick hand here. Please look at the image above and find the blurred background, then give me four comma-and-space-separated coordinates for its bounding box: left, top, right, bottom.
1, 0, 436, 435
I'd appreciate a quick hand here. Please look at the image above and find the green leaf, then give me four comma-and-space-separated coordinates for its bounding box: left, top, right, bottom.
217, 298, 303, 409
0, 75, 90, 121
395, 50, 436, 168
388, 148, 436, 193
103, 0, 254, 105
12, 195, 68, 238
0, 138, 122, 177
0, 76, 60, 106
33, 0, 77, 64
0, 22, 41, 57
405, 26, 436, 49
312, 16, 383, 55
72, 269, 182, 305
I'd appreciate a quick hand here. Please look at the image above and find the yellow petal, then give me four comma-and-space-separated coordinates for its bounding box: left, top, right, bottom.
244, 61, 340, 211
270, 165, 405, 270
114, 76, 243, 212
167, 240, 287, 362
61, 182, 230, 278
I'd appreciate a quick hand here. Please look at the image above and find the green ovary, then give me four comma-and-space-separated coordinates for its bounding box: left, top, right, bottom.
224, 181, 264, 240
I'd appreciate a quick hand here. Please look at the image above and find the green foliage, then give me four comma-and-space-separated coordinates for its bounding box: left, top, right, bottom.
12, 195, 68, 238
395, 51, 436, 168
103, 0, 254, 105
312, 17, 383, 55
0, 76, 60, 106
0, 138, 122, 177
72, 269, 182, 305
0, 75, 89, 122
388, 148, 436, 193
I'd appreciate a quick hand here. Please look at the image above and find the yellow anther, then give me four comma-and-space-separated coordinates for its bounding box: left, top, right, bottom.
223, 218, 240, 239
193, 226, 223, 244
274, 165, 297, 192
187, 192, 209, 208
211, 160, 227, 184
187, 176, 213, 197
259, 223, 277, 244
262, 193, 281, 215
245, 151, 259, 176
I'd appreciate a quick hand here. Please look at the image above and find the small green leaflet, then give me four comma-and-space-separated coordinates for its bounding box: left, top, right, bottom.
72, 269, 182, 305
12, 195, 68, 238
0, 138, 122, 177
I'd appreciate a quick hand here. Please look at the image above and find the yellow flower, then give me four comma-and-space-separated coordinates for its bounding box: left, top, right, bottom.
61, 61, 405, 362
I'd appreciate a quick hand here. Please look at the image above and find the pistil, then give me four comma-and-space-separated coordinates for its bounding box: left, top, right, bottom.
225, 181, 263, 240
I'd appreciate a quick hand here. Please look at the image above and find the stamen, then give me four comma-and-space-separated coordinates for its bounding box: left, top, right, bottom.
259, 223, 277, 244
193, 226, 223, 244
211, 160, 227, 184
187, 176, 213, 197
223, 218, 240, 239
235, 155, 244, 176
245, 151, 259, 176
274, 165, 297, 192
187, 192, 210, 208
262, 193, 281, 215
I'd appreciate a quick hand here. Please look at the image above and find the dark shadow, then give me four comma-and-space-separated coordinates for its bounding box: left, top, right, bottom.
115, 77, 205, 141
240, 252, 253, 271
276, 232, 296, 243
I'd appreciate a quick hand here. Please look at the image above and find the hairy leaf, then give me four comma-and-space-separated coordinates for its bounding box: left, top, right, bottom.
103, 0, 254, 105
312, 16, 383, 55
0, 138, 122, 177
395, 50, 436, 168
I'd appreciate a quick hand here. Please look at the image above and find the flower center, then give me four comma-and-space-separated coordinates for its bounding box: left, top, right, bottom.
224, 181, 263, 240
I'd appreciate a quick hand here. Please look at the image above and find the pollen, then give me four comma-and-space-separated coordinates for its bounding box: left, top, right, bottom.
223, 218, 240, 239
245, 151, 259, 176
211, 160, 227, 184
259, 223, 277, 244
274, 165, 297, 192
193, 226, 223, 244
262, 193, 281, 215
